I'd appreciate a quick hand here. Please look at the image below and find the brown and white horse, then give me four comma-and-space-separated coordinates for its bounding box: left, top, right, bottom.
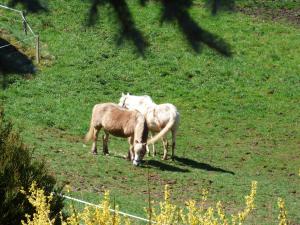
85, 103, 148, 166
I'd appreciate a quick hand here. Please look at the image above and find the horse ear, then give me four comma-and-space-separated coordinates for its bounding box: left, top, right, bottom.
122, 92, 125, 97
127, 93, 130, 96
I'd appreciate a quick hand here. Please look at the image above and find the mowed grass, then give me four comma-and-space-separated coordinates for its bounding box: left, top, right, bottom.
1, 0, 299, 224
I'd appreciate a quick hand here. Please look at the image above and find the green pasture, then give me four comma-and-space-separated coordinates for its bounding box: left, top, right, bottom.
0, 0, 299, 224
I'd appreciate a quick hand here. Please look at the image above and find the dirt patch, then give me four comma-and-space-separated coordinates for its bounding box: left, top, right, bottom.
43, 127, 83, 143
236, 6, 300, 27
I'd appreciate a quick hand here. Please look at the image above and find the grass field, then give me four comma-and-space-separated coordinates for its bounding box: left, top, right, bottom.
1, 0, 299, 224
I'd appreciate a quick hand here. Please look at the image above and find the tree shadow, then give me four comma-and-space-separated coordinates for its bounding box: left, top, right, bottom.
139, 0, 148, 7
7, 0, 48, 13
87, 0, 148, 56
145, 159, 190, 173
174, 156, 235, 175
160, 0, 232, 56
204, 0, 235, 15
87, 0, 232, 57
0, 38, 36, 89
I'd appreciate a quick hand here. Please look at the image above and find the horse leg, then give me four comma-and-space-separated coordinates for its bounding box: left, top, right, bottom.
151, 131, 156, 156
102, 131, 109, 155
146, 144, 150, 156
171, 127, 177, 161
146, 132, 153, 156
91, 127, 100, 155
127, 136, 134, 161
126, 149, 132, 161
162, 136, 169, 160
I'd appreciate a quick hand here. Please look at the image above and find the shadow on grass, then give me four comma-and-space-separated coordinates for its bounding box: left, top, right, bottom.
160, 0, 232, 56
87, 0, 232, 56
87, 0, 148, 56
145, 159, 190, 173
174, 156, 235, 175
204, 0, 235, 15
7, 0, 48, 13
0, 38, 35, 89
106, 154, 188, 172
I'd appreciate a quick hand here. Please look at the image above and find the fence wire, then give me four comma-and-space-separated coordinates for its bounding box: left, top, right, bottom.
0, 4, 39, 62
0, 4, 36, 45
0, 36, 35, 49
56, 193, 156, 224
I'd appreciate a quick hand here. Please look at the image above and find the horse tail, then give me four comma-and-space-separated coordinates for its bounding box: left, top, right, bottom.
147, 111, 176, 145
84, 117, 94, 143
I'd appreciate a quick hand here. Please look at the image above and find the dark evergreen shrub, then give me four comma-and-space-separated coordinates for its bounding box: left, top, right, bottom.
0, 109, 64, 225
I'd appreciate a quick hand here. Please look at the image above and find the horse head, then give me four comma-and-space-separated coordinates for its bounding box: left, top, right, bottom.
119, 93, 130, 108
133, 140, 147, 166
119, 93, 155, 116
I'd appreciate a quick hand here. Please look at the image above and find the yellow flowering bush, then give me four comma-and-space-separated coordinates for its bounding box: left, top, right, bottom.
151, 185, 180, 225
149, 181, 257, 225
232, 181, 257, 225
67, 191, 122, 225
20, 182, 55, 225
277, 198, 288, 225
21, 180, 291, 225
21, 183, 127, 225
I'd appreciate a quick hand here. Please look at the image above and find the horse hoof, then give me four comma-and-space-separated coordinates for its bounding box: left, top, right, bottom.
92, 152, 98, 155
133, 160, 141, 166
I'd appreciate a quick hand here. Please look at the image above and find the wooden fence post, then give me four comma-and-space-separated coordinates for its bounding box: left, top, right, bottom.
21, 11, 27, 35
36, 35, 40, 64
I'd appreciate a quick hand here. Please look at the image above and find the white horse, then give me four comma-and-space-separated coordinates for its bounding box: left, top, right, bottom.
119, 93, 180, 160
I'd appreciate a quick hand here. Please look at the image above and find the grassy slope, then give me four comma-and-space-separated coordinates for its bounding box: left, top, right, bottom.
1, 0, 299, 224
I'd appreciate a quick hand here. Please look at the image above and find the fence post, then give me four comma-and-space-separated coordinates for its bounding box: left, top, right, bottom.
21, 11, 27, 35
35, 34, 40, 64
